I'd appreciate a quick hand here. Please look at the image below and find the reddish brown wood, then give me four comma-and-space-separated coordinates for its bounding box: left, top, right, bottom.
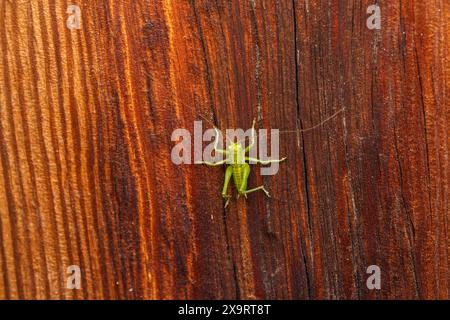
0, 0, 448, 299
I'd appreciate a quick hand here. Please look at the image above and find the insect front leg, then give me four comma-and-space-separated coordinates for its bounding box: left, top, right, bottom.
245, 157, 287, 164
222, 166, 233, 208
214, 127, 228, 155
244, 118, 256, 152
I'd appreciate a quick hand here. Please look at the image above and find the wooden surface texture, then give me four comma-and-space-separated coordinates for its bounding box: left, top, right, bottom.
0, 0, 448, 299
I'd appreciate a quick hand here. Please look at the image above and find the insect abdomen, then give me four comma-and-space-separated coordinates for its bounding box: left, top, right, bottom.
232, 164, 246, 191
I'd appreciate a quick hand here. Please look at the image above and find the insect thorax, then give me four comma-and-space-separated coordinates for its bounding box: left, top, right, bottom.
227, 143, 246, 164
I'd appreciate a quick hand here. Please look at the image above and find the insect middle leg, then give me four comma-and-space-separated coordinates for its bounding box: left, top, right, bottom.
197, 159, 227, 166
245, 157, 287, 164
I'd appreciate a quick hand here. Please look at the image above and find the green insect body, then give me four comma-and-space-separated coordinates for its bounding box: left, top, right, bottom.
198, 119, 286, 208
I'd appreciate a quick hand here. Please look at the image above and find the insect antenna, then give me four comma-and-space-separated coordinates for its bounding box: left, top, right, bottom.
279, 107, 345, 134
197, 113, 217, 128
258, 107, 345, 140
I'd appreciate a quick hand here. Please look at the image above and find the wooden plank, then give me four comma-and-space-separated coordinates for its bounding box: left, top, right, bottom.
0, 0, 448, 299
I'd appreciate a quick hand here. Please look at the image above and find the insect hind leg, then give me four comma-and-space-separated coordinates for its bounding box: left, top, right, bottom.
222, 166, 233, 208
240, 185, 271, 198
237, 163, 270, 198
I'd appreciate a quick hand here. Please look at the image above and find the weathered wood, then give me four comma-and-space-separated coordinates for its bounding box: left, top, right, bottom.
0, 0, 448, 299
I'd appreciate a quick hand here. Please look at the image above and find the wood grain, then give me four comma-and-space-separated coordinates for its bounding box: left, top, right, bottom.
0, 0, 448, 299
